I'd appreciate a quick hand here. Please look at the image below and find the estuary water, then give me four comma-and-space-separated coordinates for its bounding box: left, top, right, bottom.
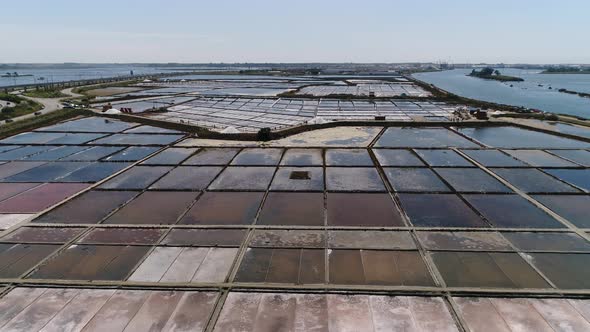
0, 64, 245, 88
0, 65, 171, 88
414, 68, 590, 119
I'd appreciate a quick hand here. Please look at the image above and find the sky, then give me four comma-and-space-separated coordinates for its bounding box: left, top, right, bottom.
1, 0, 589, 64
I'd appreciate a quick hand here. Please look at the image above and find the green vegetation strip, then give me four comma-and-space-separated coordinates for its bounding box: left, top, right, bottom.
73, 80, 141, 95
22, 89, 69, 99
0, 108, 91, 139
0, 93, 44, 120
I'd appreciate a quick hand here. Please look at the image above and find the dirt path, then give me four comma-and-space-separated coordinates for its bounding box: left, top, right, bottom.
61, 87, 84, 98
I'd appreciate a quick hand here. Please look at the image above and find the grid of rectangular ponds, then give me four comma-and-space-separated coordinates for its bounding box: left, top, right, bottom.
91, 78, 331, 104
94, 95, 197, 113
296, 83, 431, 97
1, 117, 590, 331
146, 97, 459, 132
136, 80, 309, 92
123, 79, 427, 99
99, 80, 311, 100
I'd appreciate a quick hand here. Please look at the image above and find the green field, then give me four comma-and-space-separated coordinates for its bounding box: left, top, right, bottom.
0, 93, 44, 120
0, 108, 86, 139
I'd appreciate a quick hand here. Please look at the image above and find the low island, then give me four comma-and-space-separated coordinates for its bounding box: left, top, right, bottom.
468, 67, 524, 82
558, 88, 590, 99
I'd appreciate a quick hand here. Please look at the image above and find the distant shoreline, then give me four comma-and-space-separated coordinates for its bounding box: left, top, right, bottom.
541, 71, 590, 74
540, 67, 590, 74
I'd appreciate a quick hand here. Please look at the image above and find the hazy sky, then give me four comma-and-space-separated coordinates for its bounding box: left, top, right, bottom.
2, 0, 589, 63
